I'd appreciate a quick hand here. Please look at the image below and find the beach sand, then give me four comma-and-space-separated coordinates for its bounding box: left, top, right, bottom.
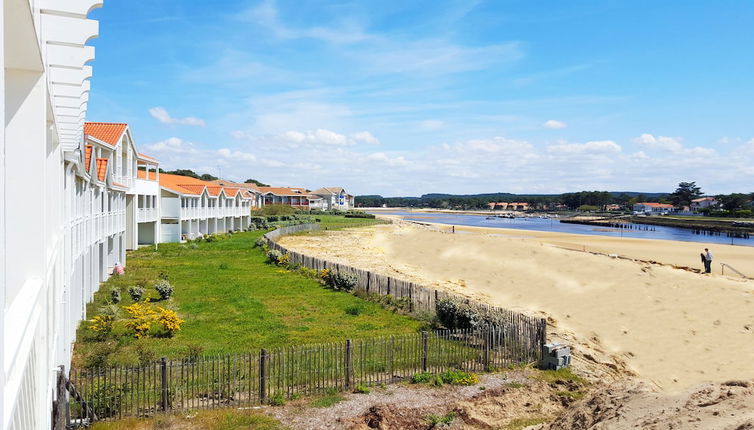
279, 221, 754, 391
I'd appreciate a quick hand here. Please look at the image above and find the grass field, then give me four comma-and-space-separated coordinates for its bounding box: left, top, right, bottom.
73, 217, 420, 367
89, 409, 286, 430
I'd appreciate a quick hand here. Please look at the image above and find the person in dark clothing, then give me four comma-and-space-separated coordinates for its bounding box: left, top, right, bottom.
703, 248, 713, 273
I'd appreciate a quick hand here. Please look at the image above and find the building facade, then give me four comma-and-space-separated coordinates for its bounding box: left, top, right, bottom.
310, 187, 355, 210
159, 174, 253, 242
2, 1, 104, 429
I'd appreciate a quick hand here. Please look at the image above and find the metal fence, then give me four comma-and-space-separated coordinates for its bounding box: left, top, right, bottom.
63, 326, 543, 422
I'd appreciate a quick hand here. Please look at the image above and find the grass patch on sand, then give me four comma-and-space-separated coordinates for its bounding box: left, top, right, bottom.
534, 368, 588, 385
73, 227, 421, 367
89, 408, 285, 430
505, 417, 549, 430
310, 388, 345, 408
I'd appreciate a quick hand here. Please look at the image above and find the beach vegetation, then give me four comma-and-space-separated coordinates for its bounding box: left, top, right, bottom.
154, 279, 174, 300
310, 388, 344, 408
89, 408, 285, 430
127, 286, 145, 302
73, 230, 421, 367
427, 411, 455, 427
109, 287, 121, 304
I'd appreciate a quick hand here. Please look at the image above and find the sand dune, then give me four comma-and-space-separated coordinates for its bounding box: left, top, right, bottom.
279, 222, 754, 391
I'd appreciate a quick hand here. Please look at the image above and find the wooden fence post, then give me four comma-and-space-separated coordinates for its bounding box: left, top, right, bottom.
345, 339, 353, 389
259, 349, 267, 403
421, 331, 428, 372
160, 358, 168, 412
52, 365, 66, 430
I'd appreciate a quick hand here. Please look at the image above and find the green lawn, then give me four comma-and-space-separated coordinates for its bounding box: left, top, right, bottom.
73, 223, 420, 367
314, 214, 388, 230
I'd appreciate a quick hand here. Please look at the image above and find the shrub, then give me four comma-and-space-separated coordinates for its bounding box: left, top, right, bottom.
134, 343, 156, 366
89, 382, 125, 418
89, 315, 114, 337
219, 262, 229, 270
155, 279, 174, 300
436, 299, 503, 330
259, 204, 296, 216
255, 238, 267, 248
190, 243, 199, 249
438, 369, 478, 386
266, 249, 283, 264
354, 383, 370, 394
186, 343, 204, 362
123, 303, 156, 339
268, 393, 286, 406
127, 286, 145, 302
158, 271, 170, 281
427, 411, 455, 427
344, 305, 362, 316
110, 287, 121, 304
277, 253, 290, 266
411, 372, 433, 384
322, 271, 357, 291
156, 307, 184, 336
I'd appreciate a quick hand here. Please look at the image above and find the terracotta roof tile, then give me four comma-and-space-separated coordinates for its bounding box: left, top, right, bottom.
84, 144, 92, 172
137, 169, 158, 181
95, 158, 108, 181
258, 187, 309, 196
85, 122, 128, 146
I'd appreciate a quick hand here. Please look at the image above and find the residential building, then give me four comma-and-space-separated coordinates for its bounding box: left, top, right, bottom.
2, 2, 104, 429
690, 197, 719, 211
211, 179, 265, 209
633, 202, 675, 214
159, 174, 253, 242
258, 187, 316, 209
488, 202, 530, 211
84, 122, 161, 250
310, 187, 355, 210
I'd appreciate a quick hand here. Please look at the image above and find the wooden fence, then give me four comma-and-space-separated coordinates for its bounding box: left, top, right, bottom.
263, 224, 547, 333
64, 326, 541, 422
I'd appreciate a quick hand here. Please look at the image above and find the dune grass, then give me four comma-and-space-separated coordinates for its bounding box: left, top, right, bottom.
89, 409, 286, 430
73, 224, 420, 367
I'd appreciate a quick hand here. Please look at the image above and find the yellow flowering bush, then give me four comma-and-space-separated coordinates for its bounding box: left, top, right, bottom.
278, 253, 290, 266
89, 315, 114, 336
157, 307, 185, 336
318, 268, 332, 279
123, 303, 157, 339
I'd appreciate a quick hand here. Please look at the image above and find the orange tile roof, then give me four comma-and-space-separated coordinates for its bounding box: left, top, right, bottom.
137, 169, 158, 181
211, 179, 261, 193
95, 158, 108, 181
139, 153, 157, 161
637, 202, 674, 208
258, 187, 309, 196
85, 122, 128, 146
159, 173, 256, 199
84, 144, 92, 171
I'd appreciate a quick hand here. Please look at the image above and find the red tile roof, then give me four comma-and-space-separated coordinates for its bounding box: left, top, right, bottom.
637, 202, 674, 208
137, 169, 158, 181
95, 158, 108, 181
258, 187, 309, 196
85, 122, 127, 146
84, 144, 92, 171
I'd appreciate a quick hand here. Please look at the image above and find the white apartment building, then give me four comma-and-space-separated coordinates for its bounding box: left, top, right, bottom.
2, 1, 105, 429
311, 187, 355, 210
159, 173, 253, 242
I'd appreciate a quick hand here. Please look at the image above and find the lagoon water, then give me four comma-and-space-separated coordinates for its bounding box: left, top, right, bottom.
370, 211, 754, 247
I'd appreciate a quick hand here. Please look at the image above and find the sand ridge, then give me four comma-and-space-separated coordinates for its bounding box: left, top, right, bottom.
278, 222, 754, 391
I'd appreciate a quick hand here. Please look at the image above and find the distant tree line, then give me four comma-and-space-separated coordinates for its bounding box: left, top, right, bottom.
356, 181, 754, 213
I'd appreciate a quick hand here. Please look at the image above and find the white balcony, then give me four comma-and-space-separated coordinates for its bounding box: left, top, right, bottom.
137, 207, 157, 223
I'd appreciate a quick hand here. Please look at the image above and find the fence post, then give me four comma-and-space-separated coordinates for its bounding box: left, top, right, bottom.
259, 349, 267, 403
345, 339, 353, 390
160, 358, 168, 412
483, 328, 491, 370
421, 331, 428, 372
52, 365, 66, 430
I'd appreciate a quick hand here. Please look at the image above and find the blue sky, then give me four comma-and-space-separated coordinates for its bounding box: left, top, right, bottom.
87, 1, 754, 195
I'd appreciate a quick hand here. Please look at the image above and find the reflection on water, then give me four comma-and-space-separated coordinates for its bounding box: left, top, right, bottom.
370, 211, 754, 247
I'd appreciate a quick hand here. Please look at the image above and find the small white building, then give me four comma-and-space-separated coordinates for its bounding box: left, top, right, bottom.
159, 174, 253, 242
310, 187, 355, 210
633, 202, 675, 214
690, 197, 719, 211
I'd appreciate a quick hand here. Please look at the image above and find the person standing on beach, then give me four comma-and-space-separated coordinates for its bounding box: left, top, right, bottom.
703, 248, 713, 273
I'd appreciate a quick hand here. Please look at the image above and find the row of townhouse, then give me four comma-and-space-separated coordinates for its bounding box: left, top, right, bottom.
255, 186, 356, 210
2, 1, 111, 428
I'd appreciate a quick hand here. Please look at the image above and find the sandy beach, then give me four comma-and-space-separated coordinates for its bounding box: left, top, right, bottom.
279, 221, 754, 391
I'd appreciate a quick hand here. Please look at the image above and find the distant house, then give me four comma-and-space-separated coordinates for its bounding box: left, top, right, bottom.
690, 197, 719, 211
488, 202, 529, 211
633, 202, 674, 214
604, 204, 622, 211
311, 187, 355, 210
258, 187, 315, 209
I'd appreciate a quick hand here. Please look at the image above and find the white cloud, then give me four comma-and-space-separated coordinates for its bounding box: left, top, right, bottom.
149, 107, 206, 126
543, 119, 567, 129
216, 148, 257, 162
144, 137, 198, 154
442, 136, 534, 154
350, 131, 380, 145
548, 140, 622, 154
633, 133, 716, 157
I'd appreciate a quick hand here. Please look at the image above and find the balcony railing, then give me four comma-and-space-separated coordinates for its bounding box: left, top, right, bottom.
137, 207, 157, 223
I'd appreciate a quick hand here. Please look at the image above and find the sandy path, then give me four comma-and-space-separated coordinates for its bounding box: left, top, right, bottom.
278, 222, 754, 391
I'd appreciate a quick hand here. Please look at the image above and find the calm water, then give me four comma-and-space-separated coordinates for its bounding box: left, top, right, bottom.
369, 211, 754, 247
